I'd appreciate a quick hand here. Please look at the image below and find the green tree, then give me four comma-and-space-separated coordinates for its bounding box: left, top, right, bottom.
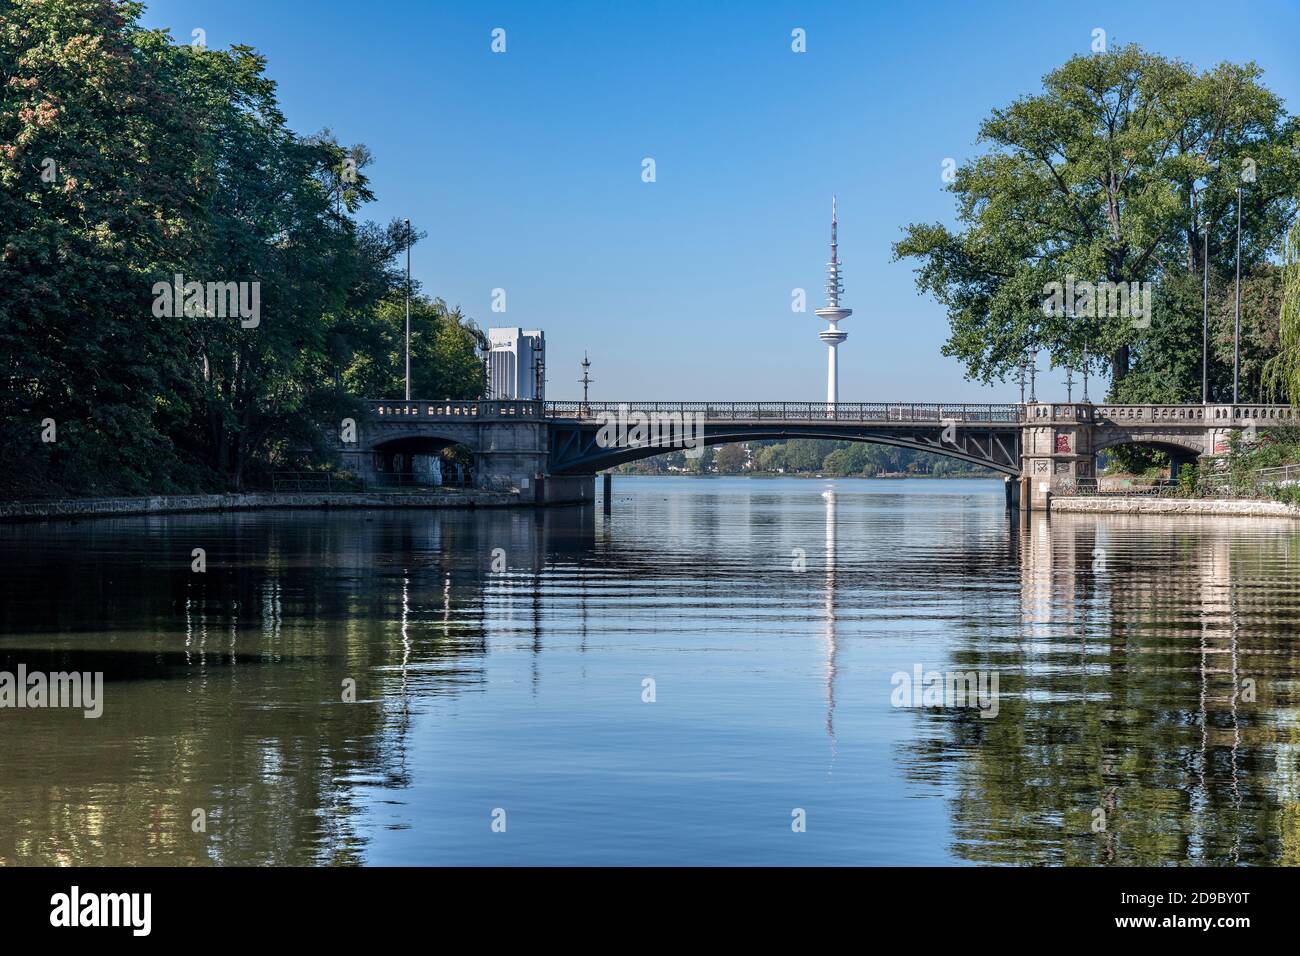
784, 439, 838, 472
0, 0, 207, 494
894, 45, 1299, 396
712, 443, 747, 473
686, 446, 714, 474
1265, 219, 1300, 404
1, 1, 472, 495
822, 443, 873, 475
344, 295, 485, 401
751, 442, 788, 473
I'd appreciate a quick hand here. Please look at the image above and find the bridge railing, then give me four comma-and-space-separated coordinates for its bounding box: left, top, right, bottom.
543, 401, 1023, 423
1206, 404, 1296, 424
1096, 404, 1295, 424
369, 400, 543, 420
1255, 463, 1300, 484
1072, 476, 1181, 497
1096, 404, 1209, 423
364, 399, 1294, 426
1198, 460, 1300, 498
272, 471, 365, 493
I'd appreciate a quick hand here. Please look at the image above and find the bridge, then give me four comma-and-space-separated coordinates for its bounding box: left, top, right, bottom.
339, 399, 1296, 507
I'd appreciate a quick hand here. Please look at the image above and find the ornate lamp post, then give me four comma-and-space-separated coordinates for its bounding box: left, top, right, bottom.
1233, 178, 1245, 404
404, 218, 412, 401
1081, 340, 1091, 404
580, 352, 592, 417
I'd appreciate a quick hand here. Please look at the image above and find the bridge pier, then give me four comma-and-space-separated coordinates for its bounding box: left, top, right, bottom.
538, 474, 595, 505
349, 400, 596, 505
1020, 402, 1096, 506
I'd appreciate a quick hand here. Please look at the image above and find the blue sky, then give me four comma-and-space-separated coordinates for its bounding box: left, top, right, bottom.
139, 0, 1300, 402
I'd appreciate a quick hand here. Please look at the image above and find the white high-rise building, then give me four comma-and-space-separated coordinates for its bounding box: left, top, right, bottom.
487, 327, 545, 400
814, 197, 851, 406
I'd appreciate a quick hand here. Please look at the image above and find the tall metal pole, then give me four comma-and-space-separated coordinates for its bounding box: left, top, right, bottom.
404, 218, 412, 401
1027, 350, 1038, 404
1202, 205, 1209, 404
1233, 185, 1242, 404
1082, 340, 1090, 403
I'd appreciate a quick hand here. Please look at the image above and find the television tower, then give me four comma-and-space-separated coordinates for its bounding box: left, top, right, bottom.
814, 197, 851, 407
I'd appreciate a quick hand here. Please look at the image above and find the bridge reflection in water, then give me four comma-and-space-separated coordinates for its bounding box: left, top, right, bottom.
2, 481, 1299, 864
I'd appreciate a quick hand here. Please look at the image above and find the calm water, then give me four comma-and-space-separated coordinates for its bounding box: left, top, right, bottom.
3, 476, 1300, 866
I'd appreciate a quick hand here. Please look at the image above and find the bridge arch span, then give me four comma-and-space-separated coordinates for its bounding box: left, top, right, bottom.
552, 426, 1021, 477
1092, 432, 1206, 457
345, 399, 1291, 502
362, 425, 481, 454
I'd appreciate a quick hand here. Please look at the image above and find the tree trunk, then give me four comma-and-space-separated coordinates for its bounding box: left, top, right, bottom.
1111, 344, 1129, 385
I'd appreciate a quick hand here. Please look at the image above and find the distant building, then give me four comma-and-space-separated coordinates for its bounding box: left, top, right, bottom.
486, 327, 545, 400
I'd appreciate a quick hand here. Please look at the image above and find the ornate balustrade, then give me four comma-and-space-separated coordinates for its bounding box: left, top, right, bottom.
542, 401, 1024, 423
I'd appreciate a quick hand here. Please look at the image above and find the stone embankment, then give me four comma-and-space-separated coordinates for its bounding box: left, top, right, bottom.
1050, 496, 1300, 518
0, 490, 521, 522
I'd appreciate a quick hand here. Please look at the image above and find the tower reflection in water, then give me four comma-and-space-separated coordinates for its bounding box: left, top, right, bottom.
823, 486, 839, 764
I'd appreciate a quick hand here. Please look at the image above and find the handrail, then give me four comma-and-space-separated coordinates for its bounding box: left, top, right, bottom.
271, 471, 363, 493
1254, 463, 1300, 484
541, 401, 1024, 423
361, 399, 1295, 426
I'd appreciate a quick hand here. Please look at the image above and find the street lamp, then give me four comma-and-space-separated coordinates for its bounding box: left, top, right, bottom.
404, 218, 412, 402
580, 352, 593, 416
1202, 205, 1210, 404
1081, 339, 1090, 404
1233, 181, 1243, 404
1199, 160, 1220, 405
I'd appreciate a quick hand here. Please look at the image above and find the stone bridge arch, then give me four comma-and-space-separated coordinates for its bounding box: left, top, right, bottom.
338, 421, 484, 486
364, 423, 482, 454
343, 401, 554, 493
1092, 429, 1207, 457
